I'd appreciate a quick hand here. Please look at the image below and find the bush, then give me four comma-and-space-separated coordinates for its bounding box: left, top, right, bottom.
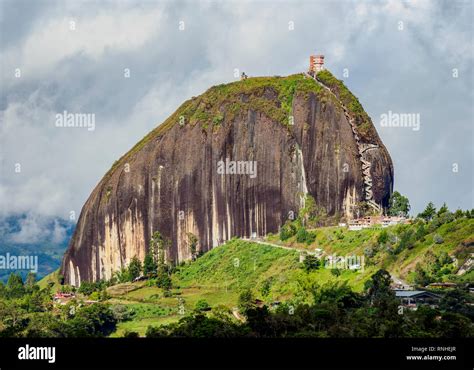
89, 291, 100, 301
67, 304, 117, 337
294, 226, 317, 244
414, 264, 432, 287
238, 289, 255, 313
212, 113, 224, 126
111, 304, 133, 322
377, 230, 389, 245
335, 230, 344, 240
114, 267, 131, 283
414, 223, 427, 241
302, 255, 320, 272
195, 299, 211, 312
296, 227, 309, 243
156, 269, 172, 290
78, 281, 104, 296
364, 246, 376, 259
128, 256, 143, 281
260, 278, 273, 297
280, 221, 297, 241
433, 234, 444, 244
123, 330, 139, 338
394, 229, 415, 253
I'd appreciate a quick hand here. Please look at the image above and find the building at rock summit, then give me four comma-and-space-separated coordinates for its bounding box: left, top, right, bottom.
309, 54, 325, 74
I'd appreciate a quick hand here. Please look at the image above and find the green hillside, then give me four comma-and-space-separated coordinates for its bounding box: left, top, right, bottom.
267, 217, 474, 285
28, 215, 474, 337
37, 269, 62, 291
106, 217, 472, 335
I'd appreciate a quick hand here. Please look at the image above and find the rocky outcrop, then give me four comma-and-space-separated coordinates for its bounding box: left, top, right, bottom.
61, 72, 393, 285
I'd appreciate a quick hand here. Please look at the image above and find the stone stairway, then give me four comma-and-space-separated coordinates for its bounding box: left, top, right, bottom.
303, 72, 382, 214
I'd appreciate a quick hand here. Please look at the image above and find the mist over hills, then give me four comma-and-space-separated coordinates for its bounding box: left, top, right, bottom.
0, 214, 73, 282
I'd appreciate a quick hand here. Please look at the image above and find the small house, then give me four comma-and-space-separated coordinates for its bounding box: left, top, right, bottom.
395, 290, 441, 309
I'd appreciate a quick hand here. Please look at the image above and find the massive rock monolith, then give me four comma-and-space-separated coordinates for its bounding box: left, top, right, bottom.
61, 71, 393, 285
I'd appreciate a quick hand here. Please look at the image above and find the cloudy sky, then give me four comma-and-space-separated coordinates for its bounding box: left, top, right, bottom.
0, 0, 472, 243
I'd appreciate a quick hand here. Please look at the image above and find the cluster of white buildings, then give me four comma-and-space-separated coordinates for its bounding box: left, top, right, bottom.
340, 215, 408, 231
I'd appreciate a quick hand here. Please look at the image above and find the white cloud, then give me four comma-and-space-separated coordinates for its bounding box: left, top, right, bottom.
1, 5, 164, 83
0, 0, 472, 221
52, 219, 68, 244
8, 213, 51, 244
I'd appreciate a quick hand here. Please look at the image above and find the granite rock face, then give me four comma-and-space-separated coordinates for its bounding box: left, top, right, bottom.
61, 72, 393, 285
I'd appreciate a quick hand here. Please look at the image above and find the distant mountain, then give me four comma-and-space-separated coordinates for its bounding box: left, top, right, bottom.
0, 214, 74, 283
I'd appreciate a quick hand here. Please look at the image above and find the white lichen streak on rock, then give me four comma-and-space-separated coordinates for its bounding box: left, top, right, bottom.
211, 182, 219, 248
226, 194, 232, 242
121, 207, 146, 270
102, 213, 121, 281
75, 265, 81, 286
343, 186, 358, 219
69, 260, 76, 286
296, 145, 308, 210
176, 210, 198, 261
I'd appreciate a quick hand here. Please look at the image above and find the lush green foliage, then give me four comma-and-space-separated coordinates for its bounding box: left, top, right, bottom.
194, 299, 211, 312
143, 253, 157, 276
298, 195, 331, 227
145, 270, 473, 338
187, 232, 198, 260
128, 257, 142, 281
155, 268, 172, 291
418, 202, 437, 221
280, 221, 298, 241
17, 208, 474, 338
0, 274, 117, 337
388, 191, 411, 216
302, 255, 321, 272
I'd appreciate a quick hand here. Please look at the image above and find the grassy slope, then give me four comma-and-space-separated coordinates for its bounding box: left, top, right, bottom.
105, 219, 473, 336
108, 240, 300, 336
37, 219, 472, 336
37, 269, 61, 292
268, 218, 474, 283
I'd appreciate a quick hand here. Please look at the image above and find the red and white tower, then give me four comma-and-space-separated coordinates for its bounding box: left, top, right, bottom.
309, 55, 325, 74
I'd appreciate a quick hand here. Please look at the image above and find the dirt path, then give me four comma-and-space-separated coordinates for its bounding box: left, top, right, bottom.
232, 308, 245, 322
241, 238, 317, 255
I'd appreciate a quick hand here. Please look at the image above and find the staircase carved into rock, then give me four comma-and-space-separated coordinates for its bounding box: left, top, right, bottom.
304, 72, 382, 214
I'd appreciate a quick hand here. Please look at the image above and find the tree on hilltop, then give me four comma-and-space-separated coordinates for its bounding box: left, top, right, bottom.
418, 202, 436, 221
388, 191, 410, 217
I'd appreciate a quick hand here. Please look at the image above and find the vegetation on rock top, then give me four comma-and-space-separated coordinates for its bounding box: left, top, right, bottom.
105, 73, 331, 178
316, 69, 378, 142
